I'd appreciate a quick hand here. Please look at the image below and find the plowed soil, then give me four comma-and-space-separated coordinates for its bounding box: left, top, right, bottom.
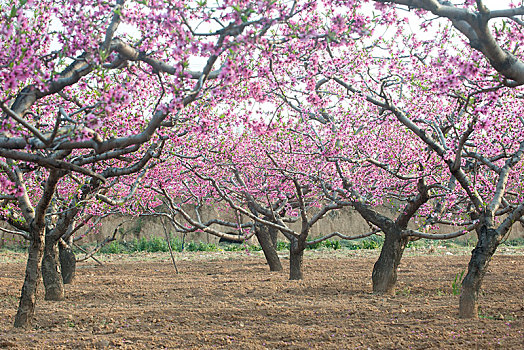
1, 248, 523, 349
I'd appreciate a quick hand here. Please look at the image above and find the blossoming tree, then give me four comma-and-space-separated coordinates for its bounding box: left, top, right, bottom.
0, 0, 317, 328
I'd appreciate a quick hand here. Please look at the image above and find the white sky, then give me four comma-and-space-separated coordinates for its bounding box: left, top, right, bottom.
479, 0, 522, 9
46, 1, 522, 71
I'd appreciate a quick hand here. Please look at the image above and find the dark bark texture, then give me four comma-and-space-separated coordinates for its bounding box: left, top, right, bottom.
268, 225, 278, 248
255, 223, 282, 272
372, 228, 407, 294
14, 227, 44, 328
289, 239, 305, 280
42, 236, 65, 301
459, 225, 501, 318
59, 239, 76, 284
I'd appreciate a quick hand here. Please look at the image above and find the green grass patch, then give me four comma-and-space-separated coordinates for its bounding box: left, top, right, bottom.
306, 240, 342, 250
90, 236, 262, 254
502, 237, 524, 246
0, 244, 28, 253
276, 241, 290, 251
340, 235, 384, 250
276, 236, 384, 251
4, 234, 523, 256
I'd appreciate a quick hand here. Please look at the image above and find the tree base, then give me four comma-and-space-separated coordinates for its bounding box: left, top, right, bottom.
42, 240, 65, 302
459, 292, 478, 319
59, 243, 76, 284
289, 245, 304, 280
44, 288, 65, 301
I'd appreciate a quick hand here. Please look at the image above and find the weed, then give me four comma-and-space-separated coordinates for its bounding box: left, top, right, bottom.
51, 232, 524, 257
248, 244, 263, 252
136, 237, 169, 252
502, 238, 524, 247
340, 241, 361, 250
100, 241, 128, 254
221, 243, 262, 252
396, 287, 412, 296
325, 240, 341, 250
307, 241, 322, 250
0, 295, 19, 303
477, 307, 515, 321
477, 309, 495, 320
361, 239, 380, 250
0, 243, 28, 253
276, 241, 290, 251
452, 269, 465, 296
453, 238, 476, 247
186, 241, 219, 252
306, 240, 341, 250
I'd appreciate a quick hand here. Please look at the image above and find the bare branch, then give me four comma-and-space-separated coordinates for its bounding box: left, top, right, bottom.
374, 0, 524, 85
488, 140, 524, 215
0, 226, 30, 240
102, 0, 124, 53
1, 103, 48, 144
402, 221, 479, 239
497, 202, 524, 235
306, 229, 380, 245
0, 148, 106, 182
75, 221, 123, 262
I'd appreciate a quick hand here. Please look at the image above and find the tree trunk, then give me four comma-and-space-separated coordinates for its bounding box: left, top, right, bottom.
459, 225, 500, 318
14, 227, 44, 328
289, 239, 305, 280
255, 224, 282, 272
42, 236, 65, 301
59, 238, 76, 284
372, 228, 407, 294
268, 225, 278, 248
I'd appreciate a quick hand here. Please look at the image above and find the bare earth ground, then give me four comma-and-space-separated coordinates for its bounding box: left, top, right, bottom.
1, 247, 523, 349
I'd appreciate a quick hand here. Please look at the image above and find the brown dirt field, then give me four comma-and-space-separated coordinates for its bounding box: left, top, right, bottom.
1, 248, 523, 349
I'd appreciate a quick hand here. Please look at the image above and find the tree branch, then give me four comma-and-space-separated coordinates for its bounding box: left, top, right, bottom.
306, 229, 380, 245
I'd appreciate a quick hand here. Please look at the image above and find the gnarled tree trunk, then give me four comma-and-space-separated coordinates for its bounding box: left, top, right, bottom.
268, 225, 278, 248
255, 223, 282, 272
14, 227, 44, 328
372, 228, 407, 294
59, 238, 76, 284
289, 238, 305, 280
459, 225, 500, 318
42, 236, 65, 301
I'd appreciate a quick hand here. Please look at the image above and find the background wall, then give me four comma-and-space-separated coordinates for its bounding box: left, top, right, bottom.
3, 204, 522, 247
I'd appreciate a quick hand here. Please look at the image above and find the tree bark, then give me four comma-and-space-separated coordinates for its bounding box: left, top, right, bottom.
42, 236, 65, 301
255, 223, 282, 272
459, 225, 500, 318
289, 239, 305, 280
14, 227, 44, 328
269, 225, 278, 248
372, 228, 407, 294
59, 238, 76, 284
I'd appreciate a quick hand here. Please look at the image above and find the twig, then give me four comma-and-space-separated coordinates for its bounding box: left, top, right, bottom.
75, 221, 124, 264
73, 243, 104, 266
306, 229, 380, 246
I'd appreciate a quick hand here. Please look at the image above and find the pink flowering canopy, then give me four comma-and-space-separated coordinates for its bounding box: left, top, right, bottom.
1, 0, 337, 227
1, 0, 523, 328
142, 0, 524, 237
